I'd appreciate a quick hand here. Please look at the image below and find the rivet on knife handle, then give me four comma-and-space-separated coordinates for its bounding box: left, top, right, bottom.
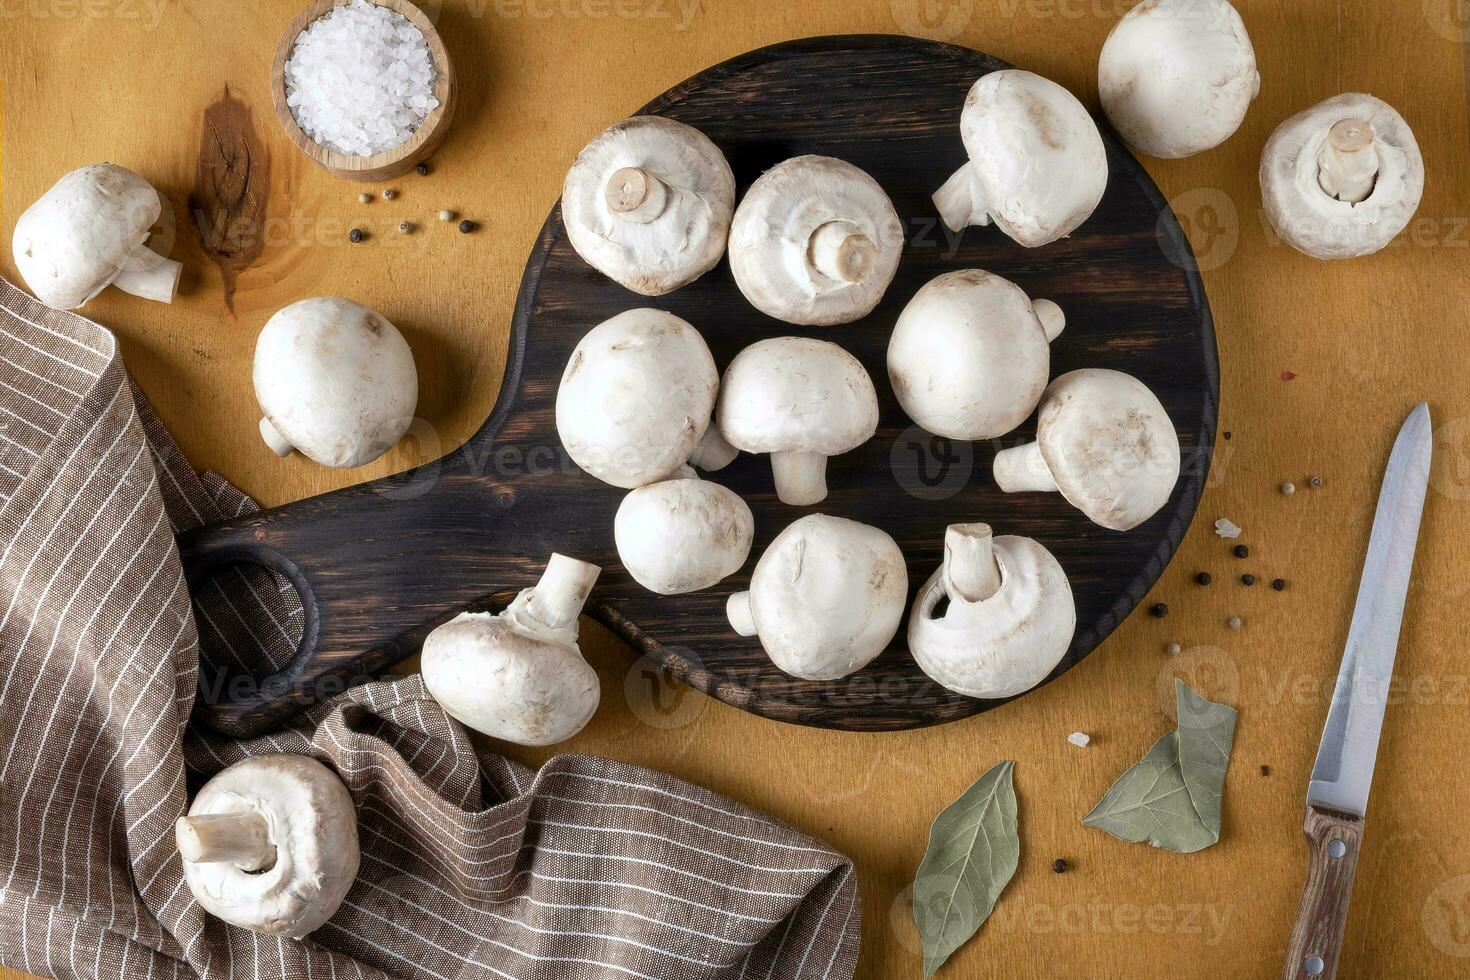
1282, 807, 1363, 979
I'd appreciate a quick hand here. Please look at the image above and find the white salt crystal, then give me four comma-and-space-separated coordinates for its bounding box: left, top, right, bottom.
1067, 731, 1091, 748
284, 0, 440, 157
1214, 518, 1242, 539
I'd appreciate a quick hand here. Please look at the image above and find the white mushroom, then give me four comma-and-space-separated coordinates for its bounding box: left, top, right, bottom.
421, 554, 601, 746
728, 155, 903, 326
556, 308, 732, 488
253, 297, 418, 468
562, 116, 735, 296
992, 369, 1180, 531
12, 163, 181, 310
908, 523, 1076, 698
615, 468, 754, 595
933, 70, 1108, 247
176, 754, 359, 939
717, 337, 879, 506
727, 514, 907, 681
1097, 0, 1260, 159
1260, 93, 1424, 259
887, 269, 1064, 440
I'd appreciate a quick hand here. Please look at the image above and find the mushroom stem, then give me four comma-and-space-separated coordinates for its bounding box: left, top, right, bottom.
1317, 118, 1378, 204
1032, 299, 1066, 342
175, 810, 275, 871
604, 166, 669, 223
993, 442, 1059, 493
688, 426, 738, 471
932, 165, 993, 232
524, 553, 601, 631
807, 221, 877, 284
258, 418, 294, 457
942, 523, 1003, 603
726, 591, 757, 636
769, 451, 828, 506
113, 243, 182, 304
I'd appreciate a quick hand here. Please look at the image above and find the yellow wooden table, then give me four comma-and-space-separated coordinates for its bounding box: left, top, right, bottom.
5, 1, 1470, 976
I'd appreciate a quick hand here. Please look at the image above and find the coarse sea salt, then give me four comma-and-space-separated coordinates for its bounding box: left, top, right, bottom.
284, 0, 439, 157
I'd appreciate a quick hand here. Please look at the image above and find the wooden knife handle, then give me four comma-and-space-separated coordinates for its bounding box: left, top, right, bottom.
1282, 806, 1364, 979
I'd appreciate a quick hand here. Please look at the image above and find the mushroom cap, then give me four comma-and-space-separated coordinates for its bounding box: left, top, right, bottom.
728, 155, 903, 325
1036, 369, 1181, 531
957, 70, 1108, 247
421, 610, 600, 746
12, 163, 162, 310
887, 269, 1054, 440
717, 337, 878, 457
615, 475, 754, 595
745, 514, 908, 680
180, 755, 359, 939
556, 308, 720, 488
253, 298, 418, 469
1098, 0, 1259, 159
562, 116, 735, 296
908, 534, 1075, 698
1259, 93, 1424, 259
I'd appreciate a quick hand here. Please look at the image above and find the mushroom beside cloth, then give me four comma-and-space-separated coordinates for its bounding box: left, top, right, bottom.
888, 269, 1064, 440
12, 163, 182, 310
562, 115, 735, 295
1260, 92, 1424, 259
0, 274, 861, 979
728, 513, 908, 680
933, 69, 1108, 247
556, 307, 735, 489
908, 523, 1076, 698
421, 554, 603, 746
717, 336, 879, 505
1097, 0, 1259, 159
615, 467, 754, 594
729, 155, 904, 325
253, 297, 419, 468
993, 368, 1181, 531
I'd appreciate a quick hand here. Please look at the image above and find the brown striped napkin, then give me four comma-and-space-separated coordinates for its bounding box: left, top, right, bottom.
0, 276, 860, 980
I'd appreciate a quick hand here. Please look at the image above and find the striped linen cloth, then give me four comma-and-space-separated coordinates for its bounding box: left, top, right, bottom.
0, 276, 860, 980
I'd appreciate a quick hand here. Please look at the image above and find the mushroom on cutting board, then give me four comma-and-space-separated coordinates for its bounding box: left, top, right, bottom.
176, 754, 359, 939
908, 523, 1076, 698
253, 297, 418, 469
728, 155, 903, 326
717, 337, 879, 506
1260, 93, 1424, 259
563, 116, 736, 296
1097, 0, 1259, 159
12, 163, 181, 310
887, 269, 1064, 441
933, 70, 1107, 247
422, 554, 602, 746
557, 308, 733, 488
615, 467, 754, 595
992, 369, 1180, 531
727, 514, 907, 681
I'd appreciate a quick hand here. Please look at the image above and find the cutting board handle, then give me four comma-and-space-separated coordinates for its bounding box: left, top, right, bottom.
1282, 805, 1364, 980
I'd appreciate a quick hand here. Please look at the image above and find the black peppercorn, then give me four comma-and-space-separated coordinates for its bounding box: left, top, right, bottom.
459, 219, 476, 234
1052, 858, 1068, 874
1150, 602, 1168, 618
1260, 765, 1271, 777
1272, 578, 1287, 591
1223, 431, 1232, 440
1233, 544, 1249, 559
1308, 474, 1323, 490
1241, 574, 1256, 586
1195, 571, 1212, 586
348, 228, 364, 243
416, 162, 430, 176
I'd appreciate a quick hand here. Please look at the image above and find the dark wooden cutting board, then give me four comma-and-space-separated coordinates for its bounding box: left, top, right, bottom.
176, 34, 1218, 738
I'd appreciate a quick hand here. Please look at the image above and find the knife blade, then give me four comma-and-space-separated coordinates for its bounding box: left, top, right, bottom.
1283, 402, 1432, 980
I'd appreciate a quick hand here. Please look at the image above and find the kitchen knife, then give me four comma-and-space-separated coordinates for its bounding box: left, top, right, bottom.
1283, 402, 1432, 980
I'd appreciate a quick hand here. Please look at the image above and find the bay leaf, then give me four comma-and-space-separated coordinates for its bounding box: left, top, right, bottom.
912, 760, 1020, 977
1082, 679, 1237, 853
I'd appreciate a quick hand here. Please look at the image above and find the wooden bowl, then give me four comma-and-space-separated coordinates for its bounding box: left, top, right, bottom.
270, 0, 457, 182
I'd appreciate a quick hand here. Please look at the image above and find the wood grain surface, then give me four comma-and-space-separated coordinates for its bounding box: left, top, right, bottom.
4, 1, 1470, 977
1282, 806, 1365, 980
177, 34, 1217, 737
